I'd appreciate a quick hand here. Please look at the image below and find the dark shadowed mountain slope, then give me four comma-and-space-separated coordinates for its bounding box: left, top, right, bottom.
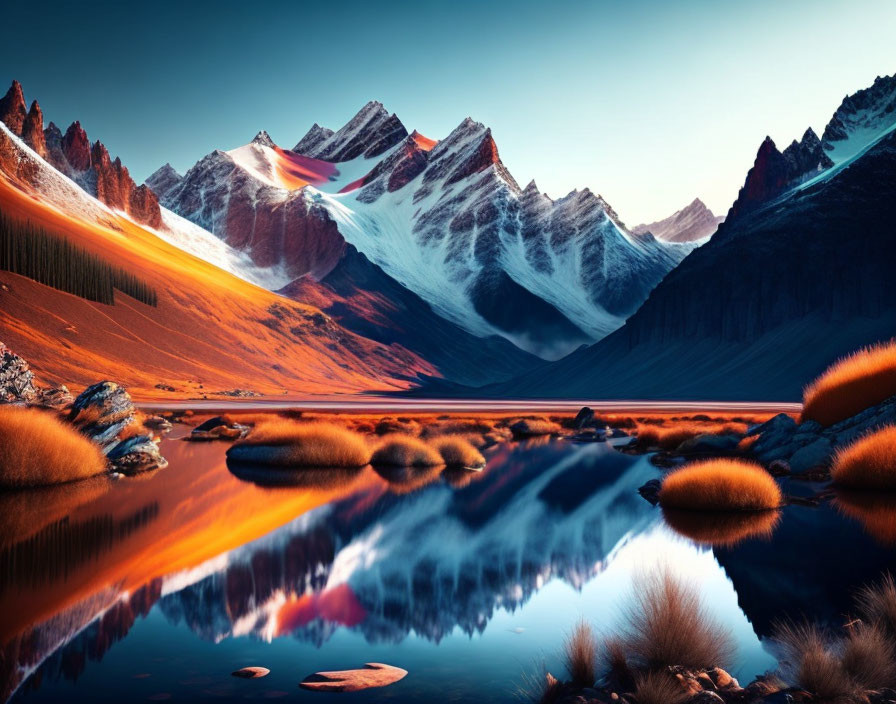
480, 74, 896, 400
282, 245, 540, 386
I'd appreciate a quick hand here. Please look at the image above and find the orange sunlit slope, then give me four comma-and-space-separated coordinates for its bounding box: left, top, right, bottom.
0, 162, 436, 399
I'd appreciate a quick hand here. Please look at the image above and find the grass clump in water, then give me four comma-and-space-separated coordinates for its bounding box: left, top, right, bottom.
227, 421, 370, 467
659, 459, 782, 512
0, 407, 107, 488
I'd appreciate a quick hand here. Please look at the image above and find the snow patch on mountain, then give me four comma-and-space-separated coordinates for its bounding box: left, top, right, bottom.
152, 209, 292, 290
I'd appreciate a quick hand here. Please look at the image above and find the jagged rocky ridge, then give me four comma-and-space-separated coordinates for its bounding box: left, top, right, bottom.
153, 102, 692, 359
0, 81, 161, 227
485, 72, 896, 399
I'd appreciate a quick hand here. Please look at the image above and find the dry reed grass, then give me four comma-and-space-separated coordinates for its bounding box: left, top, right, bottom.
855, 573, 896, 641
621, 569, 735, 671
635, 422, 748, 451
774, 621, 856, 702
631, 670, 688, 704
564, 620, 597, 687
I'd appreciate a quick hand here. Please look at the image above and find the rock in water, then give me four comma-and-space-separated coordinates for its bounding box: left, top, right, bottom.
573, 406, 596, 429
299, 663, 408, 692
107, 435, 167, 474
231, 667, 270, 679
69, 381, 135, 449
189, 416, 249, 441
0, 342, 37, 403
69, 381, 165, 472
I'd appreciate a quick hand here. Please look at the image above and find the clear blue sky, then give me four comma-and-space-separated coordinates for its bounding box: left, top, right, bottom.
2, 0, 893, 223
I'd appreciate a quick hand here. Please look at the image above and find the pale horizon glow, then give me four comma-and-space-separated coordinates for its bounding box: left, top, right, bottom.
1, 0, 894, 223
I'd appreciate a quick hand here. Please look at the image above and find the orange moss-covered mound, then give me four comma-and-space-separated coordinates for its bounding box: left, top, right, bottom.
371, 435, 444, 468
0, 406, 107, 487
431, 436, 485, 469
802, 342, 896, 427
659, 459, 782, 512
832, 426, 896, 490
227, 422, 370, 467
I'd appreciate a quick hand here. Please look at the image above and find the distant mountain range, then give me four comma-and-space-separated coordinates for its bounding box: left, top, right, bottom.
148, 103, 693, 360
633, 198, 723, 243
3, 70, 894, 399
487, 72, 896, 400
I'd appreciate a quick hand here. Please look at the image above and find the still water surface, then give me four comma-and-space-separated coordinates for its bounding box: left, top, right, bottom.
2, 427, 893, 702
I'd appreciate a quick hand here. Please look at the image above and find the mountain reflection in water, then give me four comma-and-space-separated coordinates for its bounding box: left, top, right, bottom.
7, 431, 896, 703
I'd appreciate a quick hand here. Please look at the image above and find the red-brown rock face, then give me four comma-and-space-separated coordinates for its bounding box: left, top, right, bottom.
446, 131, 502, 185
62, 121, 92, 172
129, 184, 162, 228
0, 81, 27, 135
0, 80, 163, 229
91, 141, 162, 228
21, 101, 46, 157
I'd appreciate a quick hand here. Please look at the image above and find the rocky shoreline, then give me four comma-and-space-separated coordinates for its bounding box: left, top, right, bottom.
1, 341, 167, 477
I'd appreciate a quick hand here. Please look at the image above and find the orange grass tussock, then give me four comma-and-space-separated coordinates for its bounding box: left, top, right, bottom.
832, 426, 896, 490
0, 406, 107, 488
659, 459, 782, 512
636, 422, 748, 451
371, 434, 444, 468
432, 437, 486, 469
802, 341, 896, 427
227, 421, 370, 468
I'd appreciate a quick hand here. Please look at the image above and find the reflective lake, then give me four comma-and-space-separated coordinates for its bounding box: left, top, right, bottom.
3, 426, 895, 702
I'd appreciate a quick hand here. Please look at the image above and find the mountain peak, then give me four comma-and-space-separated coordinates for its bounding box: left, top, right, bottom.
62, 120, 92, 172
145, 163, 183, 199
293, 123, 334, 154
251, 130, 275, 147
523, 179, 540, 194
822, 71, 896, 146
0, 79, 27, 135
22, 99, 46, 156
294, 101, 408, 162
409, 130, 437, 152
632, 197, 723, 243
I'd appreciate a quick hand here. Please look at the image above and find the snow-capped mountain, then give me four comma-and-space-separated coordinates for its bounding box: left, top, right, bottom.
489, 71, 896, 400
153, 103, 691, 359
0, 81, 441, 396
633, 198, 723, 243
